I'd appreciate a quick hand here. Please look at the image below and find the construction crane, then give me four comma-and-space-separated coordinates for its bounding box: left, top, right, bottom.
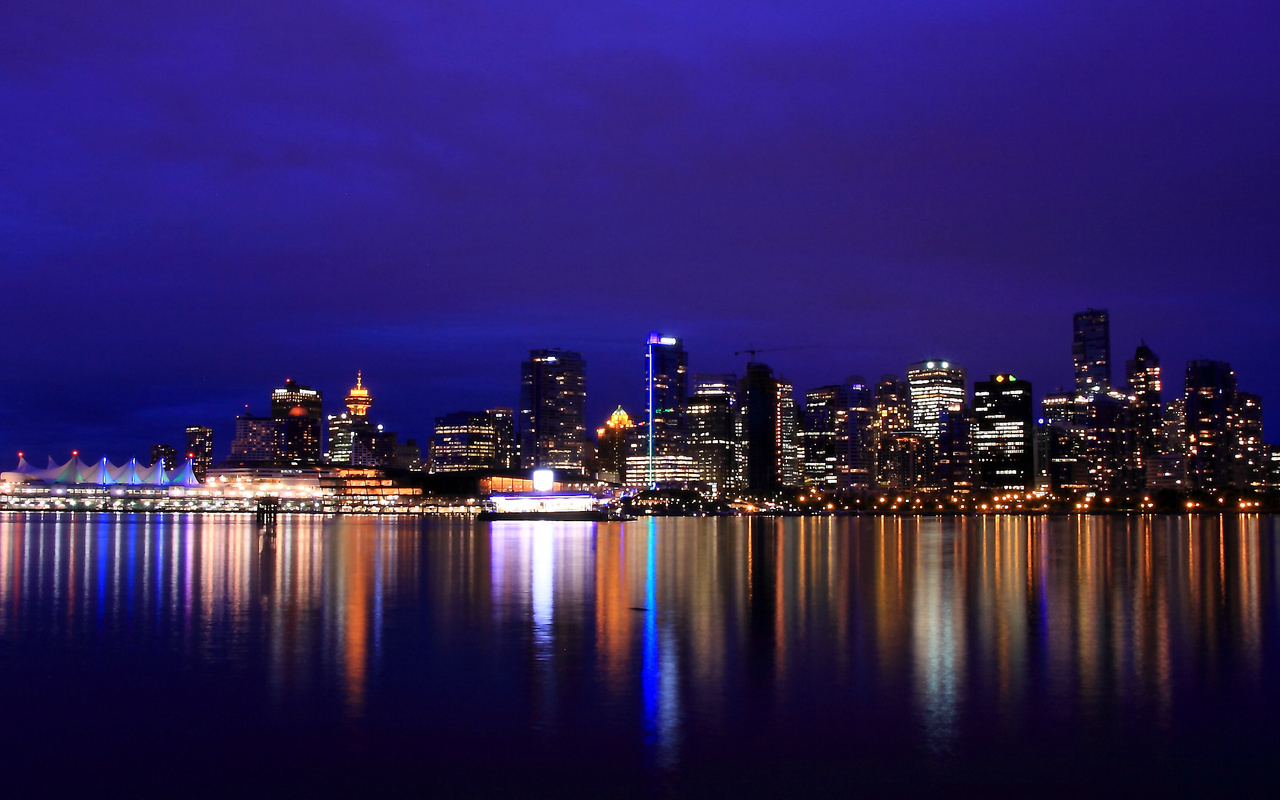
734, 345, 819, 362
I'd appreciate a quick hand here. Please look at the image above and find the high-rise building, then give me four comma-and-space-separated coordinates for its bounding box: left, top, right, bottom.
429, 411, 505, 473
906, 360, 967, 442
229, 413, 282, 464
873, 374, 912, 488
1185, 360, 1236, 491
777, 379, 802, 488
271, 379, 323, 466
1162, 397, 1188, 456
643, 333, 695, 486
595, 406, 634, 484
150, 443, 177, 471
1125, 342, 1162, 467
489, 407, 517, 469
935, 404, 973, 490
972, 374, 1034, 490
519, 349, 587, 472
184, 426, 213, 480
1230, 392, 1265, 489
740, 362, 780, 493
1072, 308, 1111, 394
688, 375, 742, 496
803, 377, 874, 492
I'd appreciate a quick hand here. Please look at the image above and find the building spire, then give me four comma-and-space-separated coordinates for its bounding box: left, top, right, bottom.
346, 371, 372, 417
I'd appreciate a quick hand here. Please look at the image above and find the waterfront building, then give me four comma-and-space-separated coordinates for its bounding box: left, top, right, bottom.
271, 379, 323, 466
150, 443, 177, 471
972, 375, 1034, 490
519, 349, 587, 472
185, 426, 213, 481
1073, 308, 1111, 394
1184, 360, 1236, 491
906, 360, 966, 442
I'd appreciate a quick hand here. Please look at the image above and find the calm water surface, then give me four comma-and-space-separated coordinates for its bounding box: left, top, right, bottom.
2, 513, 1279, 796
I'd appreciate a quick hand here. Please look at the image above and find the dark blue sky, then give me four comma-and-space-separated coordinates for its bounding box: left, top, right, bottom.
2, 1, 1278, 462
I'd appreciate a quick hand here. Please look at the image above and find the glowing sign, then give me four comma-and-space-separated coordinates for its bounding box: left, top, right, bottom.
532, 469, 555, 492
659, 337, 677, 346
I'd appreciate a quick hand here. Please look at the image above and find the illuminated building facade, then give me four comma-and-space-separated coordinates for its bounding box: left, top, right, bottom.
643, 333, 696, 485
972, 374, 1033, 490
687, 375, 742, 495
429, 410, 510, 473
1125, 342, 1162, 463
271, 379, 323, 466
873, 374, 911, 487
1073, 308, 1111, 394
185, 426, 213, 480
1231, 392, 1266, 488
1185, 359, 1236, 491
229, 413, 282, 464
906, 360, 966, 442
777, 379, 802, 488
935, 404, 972, 490
596, 406, 633, 484
327, 374, 397, 468
519, 349, 587, 472
803, 377, 874, 491
489, 407, 517, 469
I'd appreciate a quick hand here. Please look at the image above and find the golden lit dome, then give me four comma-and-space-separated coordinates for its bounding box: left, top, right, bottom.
346, 371, 373, 417
606, 406, 632, 429
287, 405, 308, 417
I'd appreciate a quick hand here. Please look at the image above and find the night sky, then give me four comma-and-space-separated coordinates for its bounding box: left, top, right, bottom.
2, 1, 1278, 463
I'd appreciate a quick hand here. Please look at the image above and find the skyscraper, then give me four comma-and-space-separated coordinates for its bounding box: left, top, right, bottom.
1184, 360, 1236, 491
777, 379, 802, 488
803, 377, 874, 492
906, 360, 967, 441
1231, 392, 1265, 488
972, 374, 1034, 490
644, 333, 694, 486
328, 373, 394, 467
1125, 342, 1162, 462
428, 411, 506, 472
271, 379, 323, 466
150, 443, 177, 471
519, 349, 587, 472
740, 362, 780, 493
184, 426, 213, 480
688, 375, 742, 495
1072, 308, 1111, 394
873, 374, 912, 488
229, 412, 282, 464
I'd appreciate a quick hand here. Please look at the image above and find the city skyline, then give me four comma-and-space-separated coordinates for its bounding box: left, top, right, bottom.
2, 3, 1277, 463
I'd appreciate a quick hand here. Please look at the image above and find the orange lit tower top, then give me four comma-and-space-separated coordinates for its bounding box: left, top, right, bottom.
346, 371, 373, 417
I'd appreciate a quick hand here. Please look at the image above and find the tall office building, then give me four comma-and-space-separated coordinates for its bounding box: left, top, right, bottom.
184, 426, 213, 480
688, 375, 742, 495
1072, 308, 1111, 394
643, 333, 695, 485
873, 374, 912, 488
1125, 342, 1162, 462
489, 407, 517, 469
428, 410, 508, 473
740, 362, 780, 493
906, 360, 967, 441
229, 413, 282, 464
777, 379, 802, 488
1184, 360, 1236, 491
519, 349, 587, 472
803, 377, 874, 492
972, 375, 1034, 490
271, 379, 323, 466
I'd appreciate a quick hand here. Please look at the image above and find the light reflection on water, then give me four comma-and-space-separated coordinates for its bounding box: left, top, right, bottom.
1, 512, 1278, 793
